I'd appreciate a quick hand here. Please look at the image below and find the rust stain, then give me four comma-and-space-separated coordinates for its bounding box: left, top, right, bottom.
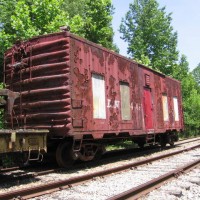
83, 43, 90, 53
117, 57, 129, 72
154, 75, 164, 129
91, 47, 104, 66
73, 67, 90, 98
108, 54, 115, 65
108, 75, 119, 130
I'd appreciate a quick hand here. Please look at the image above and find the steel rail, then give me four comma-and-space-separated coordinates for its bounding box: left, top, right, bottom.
0, 144, 199, 200
108, 158, 200, 200
0, 166, 19, 173
1, 136, 199, 174
177, 137, 200, 145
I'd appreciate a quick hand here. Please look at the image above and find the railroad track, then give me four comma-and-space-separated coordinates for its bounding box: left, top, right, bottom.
177, 136, 200, 145
0, 142, 199, 200
0, 145, 161, 185
1, 136, 200, 185
1, 136, 200, 174
108, 157, 199, 200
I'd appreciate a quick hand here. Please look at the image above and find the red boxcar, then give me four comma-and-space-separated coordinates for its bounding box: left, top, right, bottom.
4, 31, 184, 167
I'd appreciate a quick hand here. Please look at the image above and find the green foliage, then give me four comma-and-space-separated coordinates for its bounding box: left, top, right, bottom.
2, 0, 68, 37
182, 78, 200, 129
62, 0, 119, 52
134, 54, 152, 68
174, 56, 200, 132
172, 54, 189, 81
83, 0, 118, 51
106, 140, 137, 151
192, 63, 200, 86
62, 0, 85, 18
120, 0, 178, 75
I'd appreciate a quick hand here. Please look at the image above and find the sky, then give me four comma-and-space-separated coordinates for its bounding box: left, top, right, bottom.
112, 0, 200, 71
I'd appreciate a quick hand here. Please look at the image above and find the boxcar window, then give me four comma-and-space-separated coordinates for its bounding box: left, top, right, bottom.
120, 82, 131, 120
173, 97, 179, 121
92, 74, 106, 119
162, 95, 169, 121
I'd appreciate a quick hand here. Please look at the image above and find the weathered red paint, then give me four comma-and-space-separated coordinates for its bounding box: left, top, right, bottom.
4, 31, 184, 140
143, 88, 154, 130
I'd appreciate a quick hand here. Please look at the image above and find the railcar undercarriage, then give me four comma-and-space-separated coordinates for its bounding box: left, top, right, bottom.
53, 131, 179, 168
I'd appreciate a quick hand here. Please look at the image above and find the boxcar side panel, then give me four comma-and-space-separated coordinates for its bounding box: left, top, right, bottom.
69, 37, 145, 138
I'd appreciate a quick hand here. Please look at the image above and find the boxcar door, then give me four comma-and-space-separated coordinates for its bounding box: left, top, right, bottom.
143, 88, 154, 130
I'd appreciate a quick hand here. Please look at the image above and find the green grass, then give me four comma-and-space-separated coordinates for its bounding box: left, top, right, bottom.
106, 140, 138, 151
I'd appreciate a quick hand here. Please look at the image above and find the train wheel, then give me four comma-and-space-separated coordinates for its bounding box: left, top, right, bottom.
168, 135, 175, 147
159, 135, 167, 148
94, 145, 106, 160
56, 141, 77, 168
138, 142, 145, 149
160, 141, 167, 148
78, 144, 97, 162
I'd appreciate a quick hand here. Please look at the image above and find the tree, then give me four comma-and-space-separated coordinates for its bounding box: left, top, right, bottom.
83, 0, 118, 51
171, 55, 200, 133
61, 0, 119, 51
173, 54, 189, 81
192, 63, 200, 86
0, 0, 18, 76
62, 0, 85, 18
181, 74, 200, 132
120, 0, 178, 75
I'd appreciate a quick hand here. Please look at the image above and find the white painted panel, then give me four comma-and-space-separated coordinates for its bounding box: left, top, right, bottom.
173, 97, 179, 121
120, 83, 131, 120
92, 74, 106, 119
162, 95, 169, 121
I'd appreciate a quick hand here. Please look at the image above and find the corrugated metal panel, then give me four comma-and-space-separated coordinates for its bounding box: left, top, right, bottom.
173, 97, 179, 121
4, 32, 71, 136
92, 74, 106, 119
120, 82, 131, 120
162, 95, 169, 121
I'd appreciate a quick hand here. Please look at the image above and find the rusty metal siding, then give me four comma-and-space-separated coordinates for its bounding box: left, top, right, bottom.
5, 32, 72, 136
69, 37, 145, 137
70, 38, 111, 135
133, 66, 144, 131
143, 88, 154, 130
4, 31, 184, 139
153, 74, 164, 130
